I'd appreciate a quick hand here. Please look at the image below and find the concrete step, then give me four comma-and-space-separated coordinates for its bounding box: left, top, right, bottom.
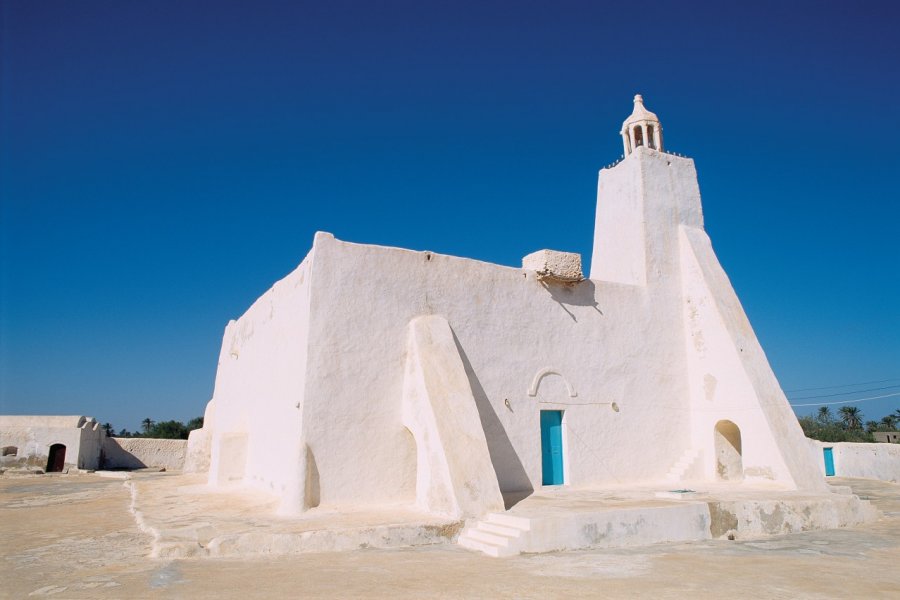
486, 513, 531, 531
665, 448, 700, 480
479, 521, 525, 538
458, 534, 519, 558
665, 465, 690, 477
466, 528, 511, 547
458, 512, 531, 557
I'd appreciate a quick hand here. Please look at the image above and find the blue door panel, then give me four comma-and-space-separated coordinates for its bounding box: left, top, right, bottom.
823, 448, 835, 476
541, 411, 564, 485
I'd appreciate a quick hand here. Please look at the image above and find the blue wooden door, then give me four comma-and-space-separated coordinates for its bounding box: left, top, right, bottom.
823, 447, 835, 476
541, 411, 564, 485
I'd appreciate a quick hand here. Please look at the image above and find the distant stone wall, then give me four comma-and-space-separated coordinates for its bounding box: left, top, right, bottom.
808, 439, 900, 482
102, 437, 187, 471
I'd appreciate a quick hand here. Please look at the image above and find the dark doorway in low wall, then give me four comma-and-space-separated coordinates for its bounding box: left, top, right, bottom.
46, 444, 66, 472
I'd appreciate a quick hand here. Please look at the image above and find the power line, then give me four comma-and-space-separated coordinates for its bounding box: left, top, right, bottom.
784, 377, 900, 393
790, 391, 900, 408
789, 384, 900, 401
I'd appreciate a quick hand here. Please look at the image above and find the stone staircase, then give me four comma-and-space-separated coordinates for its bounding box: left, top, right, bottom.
664, 448, 700, 483
457, 513, 531, 557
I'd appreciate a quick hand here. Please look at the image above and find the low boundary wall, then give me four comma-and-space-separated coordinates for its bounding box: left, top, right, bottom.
102, 438, 187, 471
807, 439, 900, 482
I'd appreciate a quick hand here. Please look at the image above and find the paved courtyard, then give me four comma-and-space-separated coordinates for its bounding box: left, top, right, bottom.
1, 474, 898, 598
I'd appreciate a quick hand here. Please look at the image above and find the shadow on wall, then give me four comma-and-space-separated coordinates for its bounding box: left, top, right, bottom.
305, 444, 321, 509
539, 279, 603, 322
100, 437, 187, 470
453, 332, 533, 509
101, 438, 148, 469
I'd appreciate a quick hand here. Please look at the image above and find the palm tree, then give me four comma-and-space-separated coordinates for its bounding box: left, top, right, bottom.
881, 414, 897, 430
816, 406, 832, 425
141, 418, 154, 435
839, 406, 863, 430
102, 422, 114, 436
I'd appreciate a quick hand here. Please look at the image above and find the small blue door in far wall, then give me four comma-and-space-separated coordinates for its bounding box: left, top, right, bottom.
541, 411, 564, 485
823, 447, 835, 476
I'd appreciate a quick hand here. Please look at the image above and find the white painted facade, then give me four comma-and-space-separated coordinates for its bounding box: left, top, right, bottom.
807, 439, 900, 482
0, 415, 189, 472
191, 96, 829, 520
0, 415, 103, 471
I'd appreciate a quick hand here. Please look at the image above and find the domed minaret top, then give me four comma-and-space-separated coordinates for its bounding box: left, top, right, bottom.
620, 94, 663, 156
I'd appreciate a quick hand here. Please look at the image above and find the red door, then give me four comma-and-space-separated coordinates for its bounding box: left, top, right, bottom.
46, 444, 66, 472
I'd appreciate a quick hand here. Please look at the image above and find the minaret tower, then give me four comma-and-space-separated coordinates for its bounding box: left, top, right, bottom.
591, 95, 827, 492
590, 94, 702, 286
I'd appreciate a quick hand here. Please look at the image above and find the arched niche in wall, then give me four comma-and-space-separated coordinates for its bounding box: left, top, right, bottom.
714, 420, 743, 481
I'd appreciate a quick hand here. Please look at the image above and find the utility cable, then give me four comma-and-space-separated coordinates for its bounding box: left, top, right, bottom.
790, 391, 900, 408
784, 377, 900, 393
789, 384, 900, 401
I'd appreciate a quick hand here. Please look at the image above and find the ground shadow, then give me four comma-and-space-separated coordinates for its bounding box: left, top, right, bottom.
452, 332, 533, 509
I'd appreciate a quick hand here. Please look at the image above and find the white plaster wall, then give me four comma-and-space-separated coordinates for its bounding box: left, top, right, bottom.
184, 426, 211, 473
0, 416, 100, 469
101, 437, 187, 470
300, 230, 691, 506
590, 147, 702, 287
590, 153, 646, 285
679, 225, 826, 491
680, 228, 793, 485
184, 396, 216, 473
401, 315, 504, 517
206, 247, 315, 510
839, 444, 900, 482
78, 420, 104, 470
807, 439, 900, 482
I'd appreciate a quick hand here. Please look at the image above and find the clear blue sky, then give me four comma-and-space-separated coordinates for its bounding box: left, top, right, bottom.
1, 1, 898, 432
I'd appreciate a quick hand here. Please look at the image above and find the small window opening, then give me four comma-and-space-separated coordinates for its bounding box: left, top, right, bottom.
2, 446, 17, 457
633, 126, 644, 147
647, 125, 656, 149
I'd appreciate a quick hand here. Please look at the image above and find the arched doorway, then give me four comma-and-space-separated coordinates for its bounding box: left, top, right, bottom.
46, 443, 66, 472
713, 420, 742, 481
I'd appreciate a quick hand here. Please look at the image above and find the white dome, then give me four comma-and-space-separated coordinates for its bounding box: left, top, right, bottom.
622, 94, 660, 129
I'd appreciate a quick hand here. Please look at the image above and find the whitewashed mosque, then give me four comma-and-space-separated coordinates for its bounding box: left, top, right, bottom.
182, 96, 875, 556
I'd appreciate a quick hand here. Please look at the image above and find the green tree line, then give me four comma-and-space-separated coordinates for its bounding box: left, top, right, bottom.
101, 417, 204, 440
798, 406, 899, 443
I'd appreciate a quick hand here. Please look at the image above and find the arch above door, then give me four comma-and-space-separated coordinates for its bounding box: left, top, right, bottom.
527, 368, 577, 398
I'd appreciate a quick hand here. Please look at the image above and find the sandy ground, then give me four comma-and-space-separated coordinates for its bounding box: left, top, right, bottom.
1, 474, 898, 599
